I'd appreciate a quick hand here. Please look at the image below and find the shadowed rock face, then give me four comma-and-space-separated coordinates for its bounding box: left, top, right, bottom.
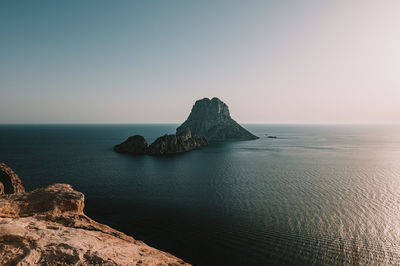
114, 128, 208, 156
176, 97, 258, 142
148, 129, 208, 155
113, 135, 148, 154
0, 163, 25, 195
0, 163, 189, 265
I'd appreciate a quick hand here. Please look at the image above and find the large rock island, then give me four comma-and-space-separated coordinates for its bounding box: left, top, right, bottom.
177, 97, 258, 142
114, 97, 257, 156
0, 163, 189, 265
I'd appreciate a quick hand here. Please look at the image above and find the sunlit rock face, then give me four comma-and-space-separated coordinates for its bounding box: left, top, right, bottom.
0, 163, 189, 265
176, 97, 258, 142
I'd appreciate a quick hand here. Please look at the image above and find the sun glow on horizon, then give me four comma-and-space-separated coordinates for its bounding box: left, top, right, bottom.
0, 1, 399, 124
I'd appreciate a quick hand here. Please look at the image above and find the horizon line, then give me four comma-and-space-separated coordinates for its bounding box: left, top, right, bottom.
0, 122, 399, 126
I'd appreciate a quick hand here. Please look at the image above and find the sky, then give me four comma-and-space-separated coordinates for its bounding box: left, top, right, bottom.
1, 0, 399, 124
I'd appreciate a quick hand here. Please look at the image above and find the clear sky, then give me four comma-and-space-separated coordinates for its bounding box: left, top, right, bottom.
1, 0, 399, 124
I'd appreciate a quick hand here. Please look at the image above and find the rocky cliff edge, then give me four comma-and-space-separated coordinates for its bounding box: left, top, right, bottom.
0, 163, 189, 265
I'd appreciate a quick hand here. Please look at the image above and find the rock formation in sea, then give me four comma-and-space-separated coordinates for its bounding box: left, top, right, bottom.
114, 128, 208, 155
0, 163, 189, 265
147, 128, 208, 155
114, 135, 148, 154
176, 97, 258, 142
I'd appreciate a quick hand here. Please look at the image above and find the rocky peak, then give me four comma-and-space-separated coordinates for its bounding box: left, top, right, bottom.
188, 97, 231, 121
176, 97, 258, 142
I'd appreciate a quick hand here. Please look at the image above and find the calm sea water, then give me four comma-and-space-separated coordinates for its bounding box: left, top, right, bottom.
1, 124, 399, 265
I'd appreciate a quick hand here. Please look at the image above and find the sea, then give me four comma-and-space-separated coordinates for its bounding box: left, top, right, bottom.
0, 124, 399, 265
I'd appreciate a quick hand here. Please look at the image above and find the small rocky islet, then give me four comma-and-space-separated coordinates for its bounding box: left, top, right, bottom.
114, 128, 208, 156
114, 97, 258, 155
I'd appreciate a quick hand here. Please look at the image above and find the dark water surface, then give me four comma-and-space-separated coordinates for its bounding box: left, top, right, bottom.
1, 124, 399, 265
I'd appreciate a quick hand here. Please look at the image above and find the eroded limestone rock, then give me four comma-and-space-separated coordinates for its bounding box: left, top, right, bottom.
0, 163, 189, 265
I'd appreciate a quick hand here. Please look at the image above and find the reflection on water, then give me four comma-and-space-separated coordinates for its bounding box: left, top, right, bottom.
0, 124, 399, 265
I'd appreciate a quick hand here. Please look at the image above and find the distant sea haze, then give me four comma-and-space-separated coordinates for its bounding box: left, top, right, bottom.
1, 124, 399, 265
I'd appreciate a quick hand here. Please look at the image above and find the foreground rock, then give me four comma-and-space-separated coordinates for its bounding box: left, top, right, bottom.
176, 97, 258, 142
0, 164, 189, 265
114, 129, 208, 156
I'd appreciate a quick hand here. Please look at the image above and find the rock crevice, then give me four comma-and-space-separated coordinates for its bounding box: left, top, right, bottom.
0, 163, 25, 195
